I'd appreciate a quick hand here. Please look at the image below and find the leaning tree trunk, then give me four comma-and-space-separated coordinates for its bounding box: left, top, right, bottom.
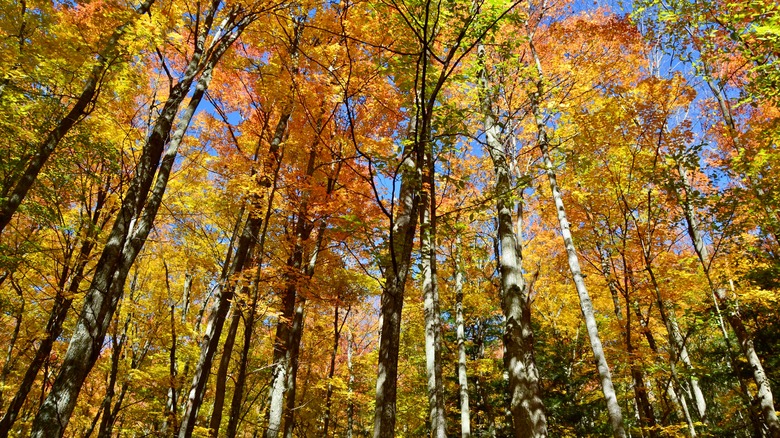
0, 183, 106, 437
529, 38, 626, 438
479, 44, 547, 438
184, 98, 289, 438
30, 12, 250, 436
0, 0, 154, 235
225, 143, 284, 438
592, 239, 657, 436
676, 159, 780, 437
207, 307, 242, 437
538, 137, 626, 438
630, 299, 698, 437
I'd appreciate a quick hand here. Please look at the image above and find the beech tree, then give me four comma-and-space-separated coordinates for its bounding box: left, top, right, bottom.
1, 0, 779, 436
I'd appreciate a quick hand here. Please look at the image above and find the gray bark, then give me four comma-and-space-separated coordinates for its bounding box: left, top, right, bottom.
676, 160, 780, 437
454, 235, 471, 438
421, 194, 446, 438
282, 299, 306, 438
0, 184, 106, 436
529, 37, 626, 438
539, 139, 625, 438
479, 44, 547, 438
29, 10, 249, 435
373, 149, 419, 438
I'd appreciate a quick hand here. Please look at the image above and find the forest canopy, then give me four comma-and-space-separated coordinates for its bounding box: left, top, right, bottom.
0, 0, 779, 436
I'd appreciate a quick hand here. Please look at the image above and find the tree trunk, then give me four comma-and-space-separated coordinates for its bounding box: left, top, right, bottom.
539, 139, 625, 437
372, 145, 420, 438
0, 180, 107, 436
208, 307, 241, 437
529, 37, 625, 437
454, 236, 471, 438
178, 217, 261, 438
323, 305, 350, 437
632, 300, 697, 437
0, 0, 154, 235
593, 240, 657, 436
0, 290, 22, 411
420, 189, 447, 438
30, 15, 249, 436
479, 44, 547, 438
264, 125, 321, 438
347, 329, 355, 438
282, 298, 306, 438
226, 111, 288, 438
676, 160, 779, 436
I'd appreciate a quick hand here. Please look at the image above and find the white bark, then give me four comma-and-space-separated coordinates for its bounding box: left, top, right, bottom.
527, 37, 625, 437
421, 199, 447, 438
455, 235, 471, 438
479, 44, 547, 438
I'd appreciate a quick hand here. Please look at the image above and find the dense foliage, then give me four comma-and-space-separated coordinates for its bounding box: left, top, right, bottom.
0, 0, 778, 436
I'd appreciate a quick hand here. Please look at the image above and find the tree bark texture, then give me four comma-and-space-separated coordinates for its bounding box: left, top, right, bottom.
372, 149, 419, 438
420, 192, 447, 438
479, 44, 547, 438
30, 12, 250, 435
530, 37, 626, 438
454, 235, 471, 438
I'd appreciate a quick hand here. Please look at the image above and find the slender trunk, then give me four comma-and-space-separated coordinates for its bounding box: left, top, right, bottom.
347, 329, 355, 438
539, 139, 625, 437
479, 44, 546, 438
529, 37, 625, 437
475, 326, 497, 438
595, 241, 657, 436
282, 298, 306, 438
29, 15, 247, 436
455, 236, 471, 438
179, 217, 261, 438
162, 302, 179, 435
626, 305, 657, 436
264, 126, 317, 438
0, 295, 22, 410
96, 314, 130, 438
208, 308, 242, 437
676, 161, 779, 435
0, 185, 107, 436
0, 0, 155, 235
634, 236, 706, 428
323, 306, 346, 437
265, 283, 299, 438
632, 301, 697, 437
226, 115, 288, 438
225, 176, 281, 438
421, 190, 446, 438
372, 147, 420, 438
